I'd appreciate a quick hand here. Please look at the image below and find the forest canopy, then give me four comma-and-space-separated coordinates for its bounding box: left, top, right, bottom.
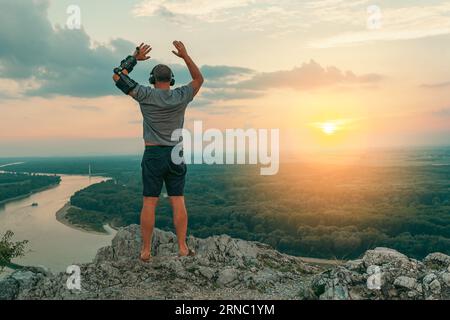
68, 162, 450, 260
0, 172, 60, 203
3, 153, 450, 260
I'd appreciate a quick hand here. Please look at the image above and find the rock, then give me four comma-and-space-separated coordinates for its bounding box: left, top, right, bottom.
0, 268, 47, 300
217, 268, 239, 287
422, 273, 441, 299
321, 284, 349, 300
363, 247, 409, 267
423, 273, 437, 284
252, 269, 279, 287
366, 265, 381, 276
152, 228, 179, 256
309, 246, 450, 300
112, 225, 141, 256
2, 225, 316, 300
394, 276, 418, 290
424, 253, 450, 269
441, 273, 450, 286
429, 280, 441, 294
310, 267, 355, 300
94, 246, 114, 263
366, 265, 383, 290
345, 259, 364, 272
0, 278, 19, 300
11, 271, 36, 284
198, 267, 216, 280
2, 224, 450, 300
423, 273, 437, 296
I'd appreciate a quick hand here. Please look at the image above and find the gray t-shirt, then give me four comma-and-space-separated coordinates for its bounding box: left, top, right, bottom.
131, 83, 194, 146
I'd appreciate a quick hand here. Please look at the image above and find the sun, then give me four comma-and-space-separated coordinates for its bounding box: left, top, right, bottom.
310, 119, 350, 137
320, 122, 337, 135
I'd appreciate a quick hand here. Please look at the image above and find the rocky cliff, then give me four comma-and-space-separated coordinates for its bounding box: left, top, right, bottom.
1, 225, 450, 300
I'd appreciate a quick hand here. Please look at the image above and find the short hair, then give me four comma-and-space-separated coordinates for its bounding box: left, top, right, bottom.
153, 64, 172, 83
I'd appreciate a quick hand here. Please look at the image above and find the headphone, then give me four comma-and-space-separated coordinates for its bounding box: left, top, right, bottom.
149, 65, 175, 86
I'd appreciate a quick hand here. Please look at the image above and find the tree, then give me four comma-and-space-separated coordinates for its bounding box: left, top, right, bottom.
0, 231, 28, 271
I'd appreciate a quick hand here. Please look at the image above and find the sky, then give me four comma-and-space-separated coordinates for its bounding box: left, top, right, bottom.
0, 0, 449, 157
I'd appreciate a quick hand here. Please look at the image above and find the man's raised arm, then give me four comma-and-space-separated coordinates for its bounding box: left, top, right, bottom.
112, 43, 152, 97
172, 41, 204, 97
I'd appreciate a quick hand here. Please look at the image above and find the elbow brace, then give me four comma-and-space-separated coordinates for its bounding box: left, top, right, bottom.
114, 55, 137, 74
115, 73, 138, 95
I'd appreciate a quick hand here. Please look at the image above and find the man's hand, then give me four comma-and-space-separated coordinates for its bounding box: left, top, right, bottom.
174, 41, 203, 97
172, 41, 188, 59
133, 43, 152, 61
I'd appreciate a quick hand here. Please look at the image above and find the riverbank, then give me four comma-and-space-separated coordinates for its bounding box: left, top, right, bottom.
0, 174, 115, 272
0, 182, 60, 205
55, 202, 115, 236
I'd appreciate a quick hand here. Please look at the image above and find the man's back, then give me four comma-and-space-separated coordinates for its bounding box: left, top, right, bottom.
112, 41, 204, 261
132, 83, 194, 146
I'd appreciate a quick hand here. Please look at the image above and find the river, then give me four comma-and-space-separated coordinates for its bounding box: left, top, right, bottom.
0, 173, 116, 272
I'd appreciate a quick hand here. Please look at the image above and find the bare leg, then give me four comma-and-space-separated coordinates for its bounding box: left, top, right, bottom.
170, 196, 189, 256
140, 196, 158, 261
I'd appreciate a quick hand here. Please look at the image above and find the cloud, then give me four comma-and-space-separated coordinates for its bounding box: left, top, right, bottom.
309, 1, 450, 48
0, 0, 260, 101
304, 0, 370, 25
190, 61, 382, 105
133, 0, 252, 21
132, 0, 308, 34
238, 60, 383, 91
133, 0, 450, 44
421, 81, 450, 89
200, 65, 256, 91
0, 0, 149, 97
187, 61, 383, 106
200, 65, 254, 80
0, 0, 383, 104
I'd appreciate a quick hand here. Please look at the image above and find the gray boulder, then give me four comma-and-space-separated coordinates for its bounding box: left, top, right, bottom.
310, 247, 450, 300
424, 253, 450, 269
216, 268, 239, 287
394, 276, 419, 291
363, 247, 418, 270
0, 278, 19, 300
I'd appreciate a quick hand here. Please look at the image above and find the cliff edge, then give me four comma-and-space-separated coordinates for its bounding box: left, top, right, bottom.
1, 225, 449, 300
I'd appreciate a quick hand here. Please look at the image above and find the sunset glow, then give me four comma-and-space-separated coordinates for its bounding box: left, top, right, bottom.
0, 0, 449, 157
321, 122, 338, 135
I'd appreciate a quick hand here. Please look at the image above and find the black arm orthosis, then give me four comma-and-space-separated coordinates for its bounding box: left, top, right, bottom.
115, 73, 138, 95
114, 54, 139, 95
114, 55, 137, 74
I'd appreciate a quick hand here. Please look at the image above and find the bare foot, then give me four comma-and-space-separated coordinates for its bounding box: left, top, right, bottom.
140, 249, 152, 262
179, 246, 195, 257
179, 247, 189, 257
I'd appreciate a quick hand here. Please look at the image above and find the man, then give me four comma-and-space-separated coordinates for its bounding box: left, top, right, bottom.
112, 41, 204, 261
